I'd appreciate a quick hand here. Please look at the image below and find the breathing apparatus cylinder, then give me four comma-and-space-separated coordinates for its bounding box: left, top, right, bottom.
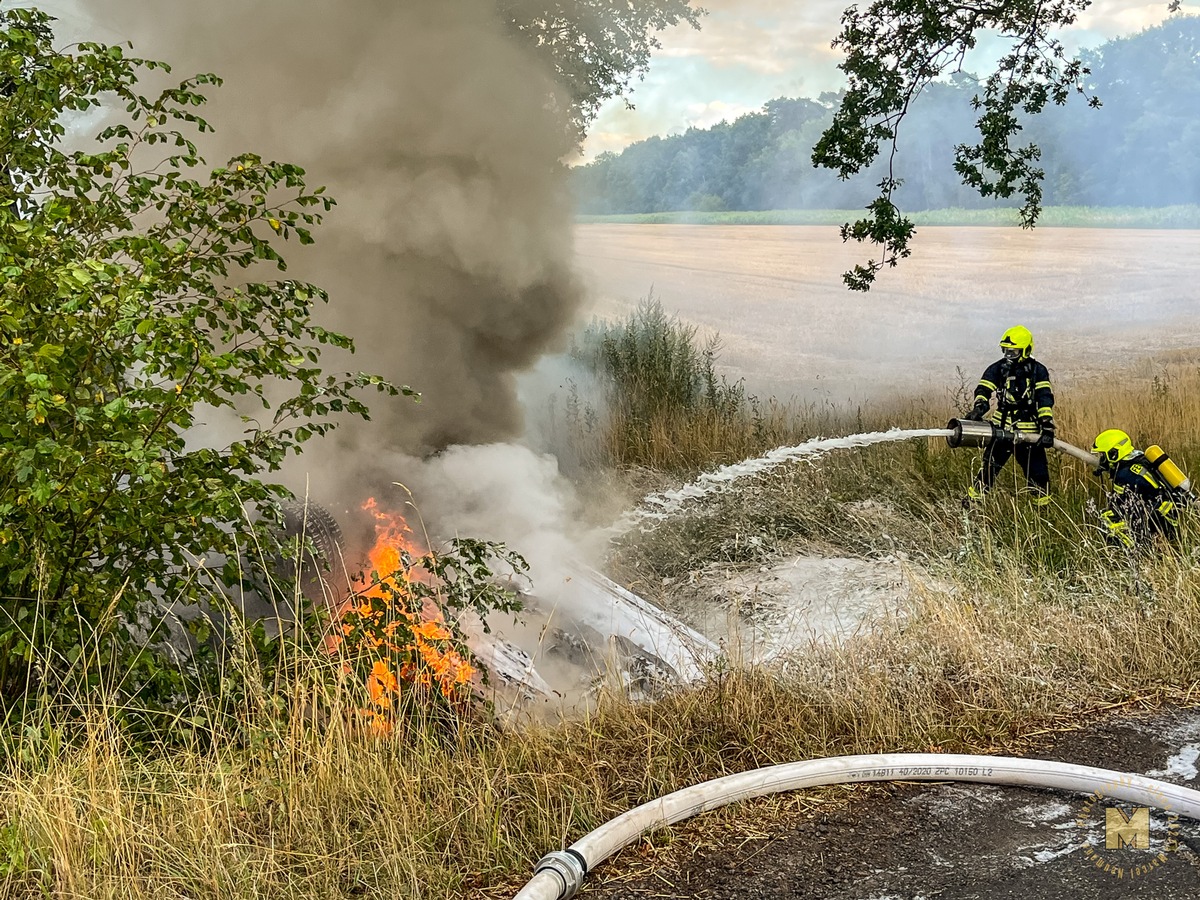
1144, 445, 1191, 492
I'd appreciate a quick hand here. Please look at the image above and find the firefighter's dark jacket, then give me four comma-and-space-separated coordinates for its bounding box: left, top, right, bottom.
1107, 455, 1181, 534
973, 358, 1054, 432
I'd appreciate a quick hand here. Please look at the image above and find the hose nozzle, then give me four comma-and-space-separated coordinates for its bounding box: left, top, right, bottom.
946, 418, 1007, 449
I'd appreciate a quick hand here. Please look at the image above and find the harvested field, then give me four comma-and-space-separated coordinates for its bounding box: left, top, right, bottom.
573, 225, 1200, 403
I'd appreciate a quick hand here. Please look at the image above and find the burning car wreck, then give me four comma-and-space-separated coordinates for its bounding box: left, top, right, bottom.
256, 498, 717, 712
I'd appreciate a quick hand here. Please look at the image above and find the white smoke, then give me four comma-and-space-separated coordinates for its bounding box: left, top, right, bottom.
392, 442, 599, 593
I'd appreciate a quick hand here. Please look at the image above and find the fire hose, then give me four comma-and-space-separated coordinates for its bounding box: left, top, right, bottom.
513, 753, 1200, 900
511, 424, 1200, 898
944, 417, 1098, 466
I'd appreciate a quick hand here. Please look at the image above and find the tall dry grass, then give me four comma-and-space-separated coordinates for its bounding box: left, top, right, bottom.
3, 361, 1200, 899
558, 298, 941, 472
3, 543, 1198, 899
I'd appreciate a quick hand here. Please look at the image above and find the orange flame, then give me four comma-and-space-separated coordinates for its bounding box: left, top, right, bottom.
342, 498, 475, 727
353, 497, 438, 621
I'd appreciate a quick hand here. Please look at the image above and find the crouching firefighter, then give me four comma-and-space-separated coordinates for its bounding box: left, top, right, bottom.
962, 325, 1056, 507
1090, 429, 1191, 548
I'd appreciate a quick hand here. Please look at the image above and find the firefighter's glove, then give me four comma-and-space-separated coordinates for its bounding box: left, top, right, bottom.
964, 400, 988, 422
1038, 418, 1056, 449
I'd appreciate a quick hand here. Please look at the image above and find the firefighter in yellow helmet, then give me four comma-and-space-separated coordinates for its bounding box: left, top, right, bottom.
961, 325, 1056, 507
1091, 429, 1185, 548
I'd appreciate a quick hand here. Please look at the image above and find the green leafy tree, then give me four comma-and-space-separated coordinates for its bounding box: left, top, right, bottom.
498, 0, 705, 144
0, 9, 404, 716
812, 0, 1099, 289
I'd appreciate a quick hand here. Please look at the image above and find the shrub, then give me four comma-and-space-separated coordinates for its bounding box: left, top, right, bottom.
570, 297, 764, 467
0, 9, 402, 726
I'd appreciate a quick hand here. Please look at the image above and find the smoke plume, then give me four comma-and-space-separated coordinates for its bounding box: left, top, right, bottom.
74, 0, 619, 632
86, 0, 585, 482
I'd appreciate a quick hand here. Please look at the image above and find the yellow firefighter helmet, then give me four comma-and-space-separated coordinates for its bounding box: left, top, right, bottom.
999, 325, 1034, 361
1092, 428, 1136, 467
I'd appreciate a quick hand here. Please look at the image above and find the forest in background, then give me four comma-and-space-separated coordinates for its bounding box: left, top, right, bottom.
572, 16, 1200, 215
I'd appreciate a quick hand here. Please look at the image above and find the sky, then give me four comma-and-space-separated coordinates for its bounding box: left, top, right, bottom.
28, 0, 1196, 162
579, 0, 1198, 161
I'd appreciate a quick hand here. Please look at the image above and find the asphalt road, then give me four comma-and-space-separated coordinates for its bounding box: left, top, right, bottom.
582, 708, 1200, 898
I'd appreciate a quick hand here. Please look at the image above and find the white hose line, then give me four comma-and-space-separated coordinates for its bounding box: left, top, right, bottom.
1008, 431, 1098, 468
1053, 438, 1100, 467
514, 752, 1200, 900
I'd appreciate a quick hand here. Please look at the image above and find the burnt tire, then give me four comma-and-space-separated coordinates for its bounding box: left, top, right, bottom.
274, 500, 348, 609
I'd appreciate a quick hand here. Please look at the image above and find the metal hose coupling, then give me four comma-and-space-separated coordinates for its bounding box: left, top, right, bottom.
945, 418, 1100, 467
532, 849, 588, 899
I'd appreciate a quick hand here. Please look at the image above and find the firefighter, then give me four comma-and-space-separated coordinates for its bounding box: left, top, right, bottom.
961, 325, 1056, 507
1090, 429, 1185, 548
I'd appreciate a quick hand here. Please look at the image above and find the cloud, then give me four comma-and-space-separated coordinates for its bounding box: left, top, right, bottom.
654, 1, 844, 74
572, 97, 756, 160
581, 0, 1189, 160
682, 100, 761, 129
1076, 1, 1195, 35
576, 1, 846, 160
580, 128, 659, 160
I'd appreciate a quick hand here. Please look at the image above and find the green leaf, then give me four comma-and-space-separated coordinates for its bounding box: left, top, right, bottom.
0, 4, 417, 739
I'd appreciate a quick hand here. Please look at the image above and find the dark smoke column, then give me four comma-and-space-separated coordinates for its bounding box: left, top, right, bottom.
88, 0, 583, 455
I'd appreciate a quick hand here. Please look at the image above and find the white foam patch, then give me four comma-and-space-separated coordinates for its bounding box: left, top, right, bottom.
1014, 799, 1075, 825
1030, 842, 1083, 864
725, 555, 912, 659
1149, 744, 1200, 781
660, 554, 922, 662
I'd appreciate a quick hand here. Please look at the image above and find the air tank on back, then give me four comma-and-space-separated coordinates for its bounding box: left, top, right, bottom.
1144, 445, 1192, 492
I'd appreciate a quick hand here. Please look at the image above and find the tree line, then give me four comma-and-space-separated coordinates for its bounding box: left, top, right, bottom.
573, 16, 1200, 215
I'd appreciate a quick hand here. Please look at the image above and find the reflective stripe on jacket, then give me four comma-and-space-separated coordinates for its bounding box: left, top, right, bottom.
973, 357, 1054, 432
1109, 457, 1180, 532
